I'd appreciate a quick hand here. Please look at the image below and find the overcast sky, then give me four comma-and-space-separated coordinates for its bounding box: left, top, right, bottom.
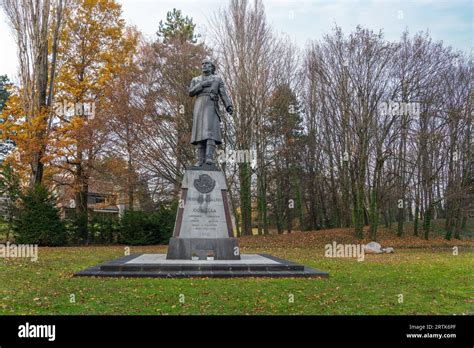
1, 0, 472, 83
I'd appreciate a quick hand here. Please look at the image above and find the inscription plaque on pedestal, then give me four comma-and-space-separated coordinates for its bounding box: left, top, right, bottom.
166, 166, 240, 260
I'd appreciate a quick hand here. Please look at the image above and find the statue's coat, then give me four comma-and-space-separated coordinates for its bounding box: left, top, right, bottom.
188, 74, 232, 145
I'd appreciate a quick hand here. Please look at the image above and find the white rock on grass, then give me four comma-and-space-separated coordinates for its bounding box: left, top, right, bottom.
382, 247, 395, 253
364, 242, 395, 254
364, 241, 383, 254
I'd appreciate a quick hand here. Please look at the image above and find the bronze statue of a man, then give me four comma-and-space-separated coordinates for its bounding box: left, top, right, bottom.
189, 59, 233, 166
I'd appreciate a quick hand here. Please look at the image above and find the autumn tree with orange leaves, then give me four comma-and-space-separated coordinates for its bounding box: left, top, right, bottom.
1, 0, 66, 187
49, 0, 138, 243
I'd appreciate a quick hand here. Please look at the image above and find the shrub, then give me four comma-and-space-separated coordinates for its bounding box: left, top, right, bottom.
119, 201, 177, 245
0, 162, 20, 241
149, 201, 177, 244
119, 210, 152, 245
90, 215, 120, 244
66, 212, 89, 245
14, 185, 66, 246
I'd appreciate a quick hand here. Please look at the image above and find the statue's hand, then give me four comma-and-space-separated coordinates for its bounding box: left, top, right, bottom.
201, 80, 212, 88
210, 92, 219, 101
226, 105, 234, 115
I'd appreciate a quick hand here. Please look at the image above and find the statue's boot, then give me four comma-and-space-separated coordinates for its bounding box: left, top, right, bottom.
205, 144, 216, 165
194, 144, 205, 166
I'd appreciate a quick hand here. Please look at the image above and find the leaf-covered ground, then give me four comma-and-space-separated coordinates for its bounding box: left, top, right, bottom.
1, 227, 473, 315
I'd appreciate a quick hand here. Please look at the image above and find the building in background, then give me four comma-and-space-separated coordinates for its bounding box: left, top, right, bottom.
56, 178, 144, 220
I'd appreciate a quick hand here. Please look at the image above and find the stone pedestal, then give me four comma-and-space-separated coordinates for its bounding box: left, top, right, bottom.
76, 165, 328, 279
167, 237, 240, 260
166, 165, 240, 260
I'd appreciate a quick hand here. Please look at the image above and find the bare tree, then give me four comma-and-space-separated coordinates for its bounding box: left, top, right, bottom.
209, 0, 277, 236
2, 0, 66, 187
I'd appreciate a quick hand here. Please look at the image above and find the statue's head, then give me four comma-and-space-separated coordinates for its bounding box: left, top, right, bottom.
202, 59, 216, 75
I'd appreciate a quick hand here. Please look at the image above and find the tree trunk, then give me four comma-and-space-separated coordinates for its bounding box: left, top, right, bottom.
239, 162, 252, 235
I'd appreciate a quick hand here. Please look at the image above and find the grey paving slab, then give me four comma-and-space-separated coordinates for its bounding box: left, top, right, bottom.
127, 253, 279, 265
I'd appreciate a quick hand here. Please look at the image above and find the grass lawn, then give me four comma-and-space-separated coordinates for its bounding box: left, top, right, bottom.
1, 227, 473, 315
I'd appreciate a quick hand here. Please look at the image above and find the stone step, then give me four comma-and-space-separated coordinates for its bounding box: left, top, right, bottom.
75, 253, 328, 279
100, 262, 304, 272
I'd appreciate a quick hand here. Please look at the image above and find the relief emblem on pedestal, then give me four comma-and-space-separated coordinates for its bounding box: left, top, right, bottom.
193, 174, 216, 194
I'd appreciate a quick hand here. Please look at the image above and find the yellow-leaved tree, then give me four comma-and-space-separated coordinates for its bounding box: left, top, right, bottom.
50, 0, 138, 243
1, 0, 66, 187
